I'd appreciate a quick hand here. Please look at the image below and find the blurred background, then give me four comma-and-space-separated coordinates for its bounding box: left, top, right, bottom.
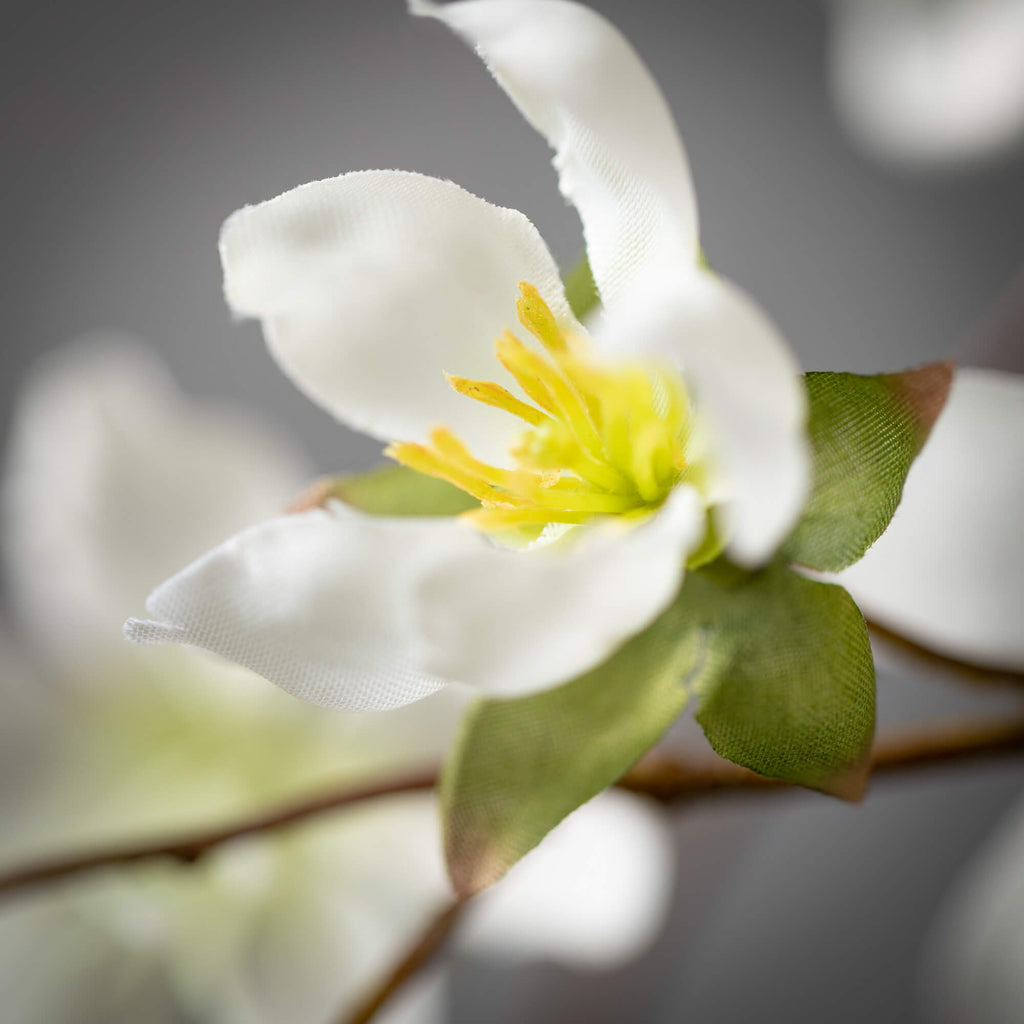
1, 0, 1023, 1020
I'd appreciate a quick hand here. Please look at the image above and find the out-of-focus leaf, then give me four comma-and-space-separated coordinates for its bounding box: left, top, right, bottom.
289, 464, 477, 517
562, 255, 600, 321
785, 362, 953, 572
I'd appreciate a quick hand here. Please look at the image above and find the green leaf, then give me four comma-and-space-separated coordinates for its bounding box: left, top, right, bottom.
441, 603, 705, 896
691, 561, 875, 799
785, 362, 953, 572
562, 254, 600, 321
441, 558, 875, 895
290, 464, 477, 517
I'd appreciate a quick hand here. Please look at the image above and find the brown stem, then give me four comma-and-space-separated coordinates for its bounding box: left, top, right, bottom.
340, 899, 468, 1024
867, 620, 1024, 689
0, 769, 436, 899
2, 718, 1024, 903
621, 716, 1024, 802
339, 716, 1024, 1024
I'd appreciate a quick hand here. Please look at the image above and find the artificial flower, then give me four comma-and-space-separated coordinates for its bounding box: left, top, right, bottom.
0, 339, 673, 1023
829, 0, 1024, 168
125, 0, 810, 709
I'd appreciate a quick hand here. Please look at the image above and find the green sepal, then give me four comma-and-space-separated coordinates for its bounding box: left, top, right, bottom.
785, 362, 954, 572
292, 464, 477, 517
440, 600, 706, 897
690, 560, 875, 799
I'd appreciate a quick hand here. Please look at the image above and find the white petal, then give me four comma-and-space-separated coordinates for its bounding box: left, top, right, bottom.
413, 485, 705, 695
412, 0, 699, 307
830, 0, 1024, 167
374, 967, 449, 1024
2, 337, 311, 674
163, 797, 451, 1024
463, 791, 674, 967
221, 170, 575, 463
0, 895, 173, 1024
125, 504, 460, 711
598, 270, 809, 568
922, 794, 1024, 1023
842, 368, 1024, 672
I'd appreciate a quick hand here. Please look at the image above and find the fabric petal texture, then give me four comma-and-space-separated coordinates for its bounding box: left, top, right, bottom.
129, 486, 704, 705
842, 368, 1024, 672
597, 269, 809, 567
221, 170, 576, 465
126, 505, 464, 711
414, 485, 705, 695
413, 0, 700, 306
2, 338, 310, 675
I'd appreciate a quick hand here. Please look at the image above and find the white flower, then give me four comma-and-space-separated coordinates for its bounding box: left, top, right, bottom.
922, 790, 1024, 1023
125, 0, 809, 710
842, 367, 1024, 673
0, 339, 674, 1023
830, 0, 1024, 168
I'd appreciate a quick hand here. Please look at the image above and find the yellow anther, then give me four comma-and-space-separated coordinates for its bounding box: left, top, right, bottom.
446, 374, 549, 427
387, 281, 699, 540
495, 332, 609, 468
516, 282, 568, 354
384, 441, 518, 507
494, 330, 559, 414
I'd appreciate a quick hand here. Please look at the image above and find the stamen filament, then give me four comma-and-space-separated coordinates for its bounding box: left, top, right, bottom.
464, 507, 592, 530
495, 333, 611, 470
384, 442, 522, 507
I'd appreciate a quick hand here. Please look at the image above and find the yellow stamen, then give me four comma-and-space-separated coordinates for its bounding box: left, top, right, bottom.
516, 281, 568, 354
386, 283, 700, 539
445, 374, 549, 427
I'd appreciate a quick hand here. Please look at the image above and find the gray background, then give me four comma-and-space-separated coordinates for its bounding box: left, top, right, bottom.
2, 1, 1023, 1021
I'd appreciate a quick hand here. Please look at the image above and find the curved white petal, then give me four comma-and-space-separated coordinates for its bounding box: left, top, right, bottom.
414, 485, 705, 695
412, 0, 699, 307
2, 337, 310, 673
463, 791, 674, 967
830, 0, 1024, 167
842, 368, 1024, 672
922, 793, 1024, 1024
0, 895, 175, 1024
598, 270, 809, 567
162, 797, 450, 1024
221, 170, 575, 464
125, 504, 460, 711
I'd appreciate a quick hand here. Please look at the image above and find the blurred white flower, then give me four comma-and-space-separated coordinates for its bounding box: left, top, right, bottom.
842, 367, 1024, 672
922, 792, 1024, 1024
830, 0, 1024, 168
0, 339, 674, 1023
125, 0, 808, 711
838, 362, 1024, 1022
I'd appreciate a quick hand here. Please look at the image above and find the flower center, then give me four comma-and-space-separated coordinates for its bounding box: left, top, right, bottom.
386, 282, 703, 541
